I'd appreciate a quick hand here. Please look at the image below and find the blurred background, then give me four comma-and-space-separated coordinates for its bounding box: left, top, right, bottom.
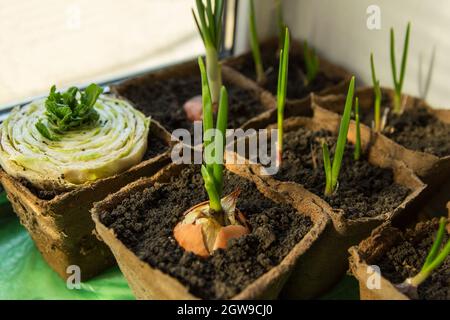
1, 0, 449, 109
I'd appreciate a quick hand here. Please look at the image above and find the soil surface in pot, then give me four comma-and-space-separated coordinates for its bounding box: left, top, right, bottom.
116, 75, 267, 134
99, 165, 313, 299
21, 132, 170, 201
359, 96, 450, 157
375, 219, 449, 299
272, 127, 410, 219
234, 51, 341, 100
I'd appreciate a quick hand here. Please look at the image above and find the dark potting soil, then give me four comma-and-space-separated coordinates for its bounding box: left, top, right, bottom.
384, 107, 450, 158
235, 51, 341, 100
376, 219, 449, 299
357, 95, 450, 158
115, 75, 267, 135
24, 132, 169, 201
19, 178, 64, 201
273, 127, 410, 219
99, 165, 313, 299
143, 131, 170, 160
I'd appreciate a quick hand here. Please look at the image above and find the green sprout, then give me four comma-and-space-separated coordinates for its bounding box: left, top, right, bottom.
390, 22, 411, 114
370, 53, 382, 132
174, 58, 249, 257
198, 57, 228, 213
303, 41, 320, 85
276, 27, 290, 167
397, 217, 450, 299
322, 76, 355, 196
36, 84, 103, 141
275, 0, 286, 49
193, 0, 224, 106
249, 0, 266, 84
353, 97, 362, 161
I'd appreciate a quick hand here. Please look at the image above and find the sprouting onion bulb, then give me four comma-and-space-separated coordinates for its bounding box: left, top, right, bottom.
395, 217, 450, 299
174, 190, 250, 257
173, 57, 250, 258
0, 95, 149, 191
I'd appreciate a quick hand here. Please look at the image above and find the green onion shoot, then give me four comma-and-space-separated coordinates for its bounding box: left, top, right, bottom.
370, 53, 382, 132
303, 41, 320, 85
275, 0, 286, 49
322, 76, 355, 196
390, 22, 411, 114
353, 97, 362, 161
193, 0, 224, 106
396, 217, 450, 299
173, 58, 250, 258
249, 0, 266, 84
276, 27, 290, 167
198, 57, 227, 212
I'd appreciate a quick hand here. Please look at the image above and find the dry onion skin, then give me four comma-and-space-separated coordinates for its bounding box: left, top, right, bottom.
174, 190, 250, 257
0, 95, 150, 191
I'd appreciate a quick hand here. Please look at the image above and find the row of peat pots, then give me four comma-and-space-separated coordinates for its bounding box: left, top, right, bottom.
1, 38, 449, 300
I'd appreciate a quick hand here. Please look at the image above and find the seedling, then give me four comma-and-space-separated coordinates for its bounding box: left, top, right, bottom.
193, 0, 224, 106
370, 53, 382, 132
35, 84, 103, 141
276, 28, 290, 167
173, 57, 249, 257
418, 46, 436, 100
390, 22, 411, 114
322, 76, 356, 196
303, 41, 320, 85
275, 0, 286, 49
199, 57, 227, 213
249, 0, 266, 84
396, 217, 450, 299
353, 97, 362, 161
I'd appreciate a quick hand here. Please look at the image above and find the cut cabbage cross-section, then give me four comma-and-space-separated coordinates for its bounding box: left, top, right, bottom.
0, 95, 150, 191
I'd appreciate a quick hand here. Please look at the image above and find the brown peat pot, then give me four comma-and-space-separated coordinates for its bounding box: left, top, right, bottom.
236, 106, 426, 298
111, 59, 276, 136
91, 155, 332, 300
349, 202, 450, 300
0, 119, 174, 280
223, 37, 352, 112
312, 87, 450, 192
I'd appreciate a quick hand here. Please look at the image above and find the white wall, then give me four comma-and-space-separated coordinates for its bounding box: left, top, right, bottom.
0, 0, 204, 108
237, 0, 450, 108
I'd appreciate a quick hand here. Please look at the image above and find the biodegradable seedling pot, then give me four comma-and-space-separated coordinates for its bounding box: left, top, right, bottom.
223, 37, 352, 109
111, 59, 276, 136
349, 202, 450, 300
91, 156, 331, 300
0, 119, 174, 280
236, 106, 426, 298
312, 87, 450, 191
